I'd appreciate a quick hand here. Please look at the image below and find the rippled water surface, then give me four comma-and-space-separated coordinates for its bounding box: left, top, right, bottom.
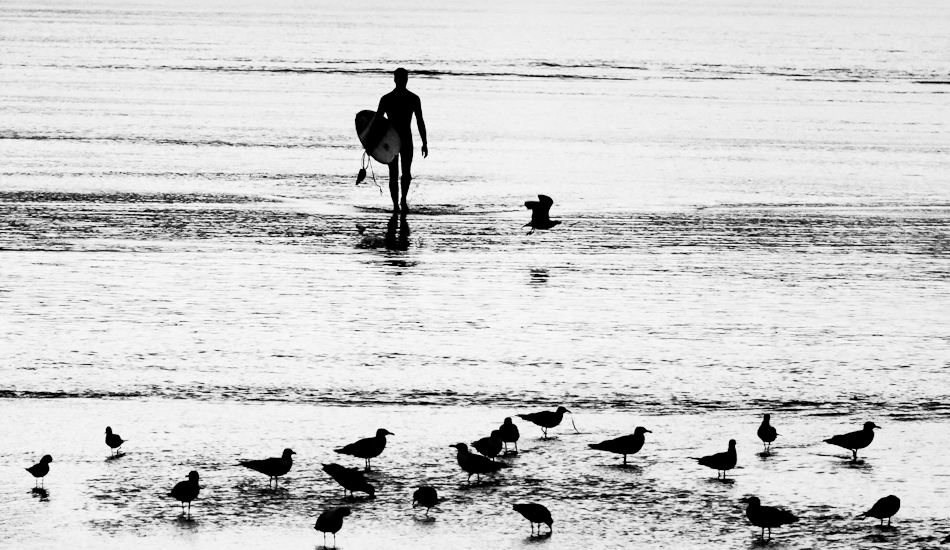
2, 0, 950, 548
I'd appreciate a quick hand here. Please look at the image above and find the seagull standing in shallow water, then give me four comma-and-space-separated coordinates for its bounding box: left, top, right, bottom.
513, 503, 553, 536
314, 507, 351, 548
26, 455, 52, 488
498, 417, 520, 453
589, 427, 651, 465
757, 414, 777, 454
412, 486, 439, 516
105, 426, 126, 457
517, 406, 571, 439
857, 495, 901, 526
742, 496, 799, 540
524, 195, 561, 233
321, 463, 376, 498
824, 421, 880, 462
238, 448, 295, 488
450, 443, 507, 484
471, 430, 503, 461
692, 439, 737, 479
334, 428, 393, 471
169, 470, 200, 517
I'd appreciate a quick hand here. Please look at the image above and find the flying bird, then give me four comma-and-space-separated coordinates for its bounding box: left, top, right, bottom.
524, 195, 561, 232
238, 448, 295, 488
692, 439, 737, 479
824, 421, 880, 462
589, 426, 651, 465
471, 430, 503, 461
513, 503, 553, 536
857, 495, 900, 526
321, 463, 376, 498
412, 486, 439, 516
105, 426, 126, 457
741, 496, 798, 540
517, 406, 571, 439
169, 471, 200, 518
757, 414, 777, 454
450, 443, 507, 484
334, 428, 393, 471
26, 455, 53, 488
498, 417, 520, 453
314, 507, 351, 548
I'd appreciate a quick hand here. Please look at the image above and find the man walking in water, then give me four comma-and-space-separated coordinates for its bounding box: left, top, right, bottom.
377, 68, 427, 213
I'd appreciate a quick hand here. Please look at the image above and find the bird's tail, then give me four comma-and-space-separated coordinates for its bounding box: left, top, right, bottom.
333, 448, 345, 454
588, 443, 604, 450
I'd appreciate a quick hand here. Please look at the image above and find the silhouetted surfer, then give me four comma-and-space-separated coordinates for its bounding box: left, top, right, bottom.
377, 68, 427, 213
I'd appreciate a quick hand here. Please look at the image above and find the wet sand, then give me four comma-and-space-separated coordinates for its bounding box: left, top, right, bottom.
3, 398, 949, 549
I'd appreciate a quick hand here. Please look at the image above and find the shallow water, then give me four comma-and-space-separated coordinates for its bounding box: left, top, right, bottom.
2, 0, 950, 547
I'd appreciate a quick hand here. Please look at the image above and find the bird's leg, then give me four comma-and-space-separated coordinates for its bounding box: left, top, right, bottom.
333, 532, 337, 549
623, 454, 627, 465
514, 441, 518, 452
852, 449, 858, 462
323, 532, 327, 547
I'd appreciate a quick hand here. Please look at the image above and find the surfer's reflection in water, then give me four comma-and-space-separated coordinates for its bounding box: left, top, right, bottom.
377, 68, 428, 214
385, 213, 410, 251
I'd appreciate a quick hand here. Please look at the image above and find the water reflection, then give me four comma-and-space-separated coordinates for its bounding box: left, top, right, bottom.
385, 213, 410, 251
529, 268, 549, 285
174, 515, 199, 532
521, 532, 553, 545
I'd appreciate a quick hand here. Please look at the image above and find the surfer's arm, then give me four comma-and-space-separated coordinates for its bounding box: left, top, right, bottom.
415, 98, 428, 157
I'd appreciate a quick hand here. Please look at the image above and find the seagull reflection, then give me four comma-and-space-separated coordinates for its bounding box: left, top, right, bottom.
385, 213, 410, 251
529, 268, 549, 284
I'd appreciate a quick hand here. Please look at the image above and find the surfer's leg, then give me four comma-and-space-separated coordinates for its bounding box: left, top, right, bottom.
400, 146, 413, 211
388, 158, 400, 212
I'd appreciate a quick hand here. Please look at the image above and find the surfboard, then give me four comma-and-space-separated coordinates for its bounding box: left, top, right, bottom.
355, 110, 401, 164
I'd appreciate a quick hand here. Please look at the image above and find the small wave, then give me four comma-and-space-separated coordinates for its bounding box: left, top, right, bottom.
0, 191, 279, 204
3, 388, 948, 418
0, 131, 347, 150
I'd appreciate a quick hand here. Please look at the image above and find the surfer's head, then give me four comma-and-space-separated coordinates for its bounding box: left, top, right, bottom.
394, 68, 408, 88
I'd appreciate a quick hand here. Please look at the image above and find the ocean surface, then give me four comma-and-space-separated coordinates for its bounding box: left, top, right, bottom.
1, 0, 949, 547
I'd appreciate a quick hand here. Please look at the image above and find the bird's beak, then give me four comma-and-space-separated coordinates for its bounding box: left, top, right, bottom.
645, 429, 652, 433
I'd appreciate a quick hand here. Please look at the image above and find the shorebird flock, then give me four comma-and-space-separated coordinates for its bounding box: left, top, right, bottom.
23, 411, 902, 546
